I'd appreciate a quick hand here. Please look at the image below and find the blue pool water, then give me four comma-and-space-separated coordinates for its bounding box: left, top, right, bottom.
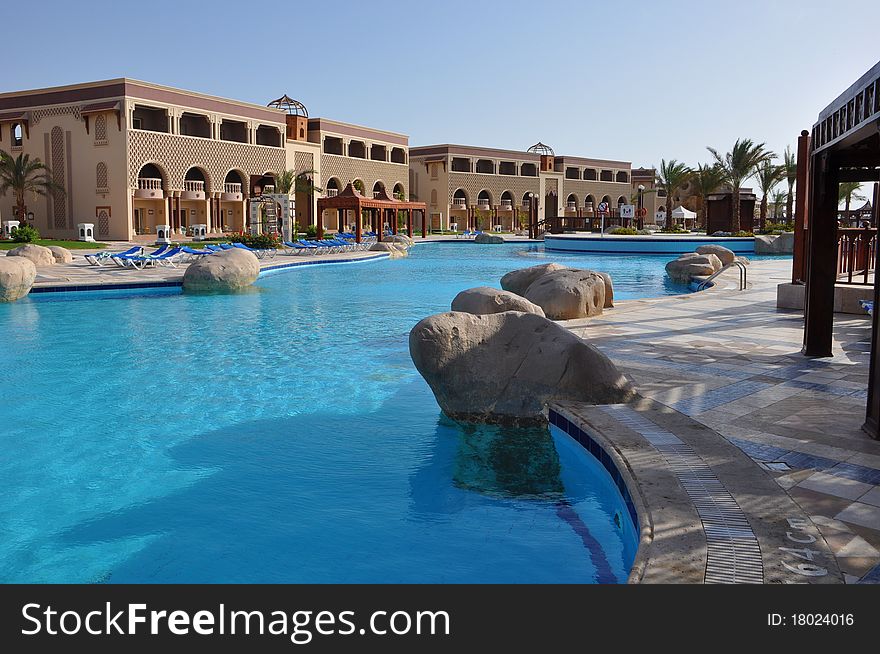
0, 243, 700, 584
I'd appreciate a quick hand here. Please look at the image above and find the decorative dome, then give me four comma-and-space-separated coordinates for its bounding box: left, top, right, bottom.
527, 142, 554, 156
267, 95, 309, 117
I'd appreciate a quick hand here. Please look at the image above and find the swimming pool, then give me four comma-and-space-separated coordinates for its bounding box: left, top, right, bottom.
0, 243, 697, 583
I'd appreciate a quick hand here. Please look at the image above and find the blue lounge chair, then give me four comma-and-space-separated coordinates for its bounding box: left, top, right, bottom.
111, 245, 168, 267
124, 247, 183, 269
85, 245, 142, 266
180, 246, 213, 261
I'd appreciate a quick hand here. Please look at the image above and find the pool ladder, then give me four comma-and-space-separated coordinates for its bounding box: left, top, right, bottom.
696, 258, 748, 291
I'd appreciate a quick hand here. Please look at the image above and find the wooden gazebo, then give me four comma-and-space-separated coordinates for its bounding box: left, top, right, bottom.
315, 183, 427, 243
800, 59, 880, 437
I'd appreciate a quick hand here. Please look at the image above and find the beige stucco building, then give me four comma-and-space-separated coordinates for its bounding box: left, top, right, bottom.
0, 79, 410, 240
409, 143, 634, 231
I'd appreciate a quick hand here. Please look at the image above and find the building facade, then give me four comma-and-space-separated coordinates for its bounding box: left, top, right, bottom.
0, 79, 411, 240
409, 143, 633, 231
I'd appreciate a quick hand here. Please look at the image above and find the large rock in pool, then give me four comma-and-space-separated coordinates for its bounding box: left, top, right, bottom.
182, 248, 260, 292
370, 242, 408, 258
500, 262, 568, 295
754, 233, 794, 254
0, 256, 37, 302
409, 311, 635, 425
451, 286, 545, 316
665, 253, 722, 282
383, 234, 413, 247
47, 246, 73, 264
523, 268, 607, 320
695, 244, 735, 266
6, 243, 55, 266
474, 233, 505, 244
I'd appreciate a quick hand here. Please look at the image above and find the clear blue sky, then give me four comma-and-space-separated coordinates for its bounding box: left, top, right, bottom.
6, 0, 880, 170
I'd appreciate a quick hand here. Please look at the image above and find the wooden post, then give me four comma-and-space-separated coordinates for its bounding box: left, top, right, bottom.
355, 206, 362, 243
317, 204, 324, 240
793, 130, 812, 283
422, 209, 427, 238
802, 151, 838, 357
392, 208, 398, 235
407, 209, 413, 238
376, 208, 382, 242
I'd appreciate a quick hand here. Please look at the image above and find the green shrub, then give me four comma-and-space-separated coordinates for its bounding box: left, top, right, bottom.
10, 224, 40, 243
731, 230, 754, 237
607, 226, 639, 235
760, 222, 793, 235
660, 226, 689, 233
303, 225, 318, 239
228, 231, 280, 249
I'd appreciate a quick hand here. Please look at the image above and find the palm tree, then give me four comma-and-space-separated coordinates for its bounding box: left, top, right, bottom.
754, 159, 785, 231
839, 182, 866, 223
783, 146, 797, 224
657, 159, 693, 228
690, 164, 725, 229
0, 150, 65, 221
707, 139, 774, 232
770, 189, 788, 222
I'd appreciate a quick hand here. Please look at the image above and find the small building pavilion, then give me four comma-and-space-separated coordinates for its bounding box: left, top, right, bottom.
800, 59, 880, 437
316, 183, 427, 243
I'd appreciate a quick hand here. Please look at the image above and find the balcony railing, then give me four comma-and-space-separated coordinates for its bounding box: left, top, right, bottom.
138, 177, 163, 190
224, 182, 241, 194
477, 199, 490, 208
453, 198, 467, 207
326, 188, 339, 197
566, 202, 577, 210
184, 180, 205, 193
373, 191, 382, 198
501, 199, 512, 208
837, 227, 877, 285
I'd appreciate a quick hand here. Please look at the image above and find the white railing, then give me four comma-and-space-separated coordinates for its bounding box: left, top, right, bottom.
501, 199, 512, 208
224, 182, 241, 194
477, 199, 490, 208
184, 180, 205, 192
566, 202, 577, 210
453, 198, 466, 207
137, 178, 163, 190
326, 188, 339, 197
373, 191, 382, 198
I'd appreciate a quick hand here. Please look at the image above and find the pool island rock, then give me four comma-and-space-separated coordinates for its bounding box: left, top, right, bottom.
665, 252, 723, 282
182, 248, 260, 292
0, 256, 37, 302
409, 310, 635, 426
451, 286, 545, 316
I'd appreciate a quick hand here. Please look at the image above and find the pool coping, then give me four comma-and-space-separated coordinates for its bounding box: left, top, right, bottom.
27, 252, 391, 295
550, 397, 845, 584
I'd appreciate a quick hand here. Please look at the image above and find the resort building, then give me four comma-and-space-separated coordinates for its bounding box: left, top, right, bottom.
408, 143, 633, 231
0, 79, 411, 240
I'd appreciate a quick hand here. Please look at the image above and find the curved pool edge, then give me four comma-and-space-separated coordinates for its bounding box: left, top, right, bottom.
550, 397, 847, 585
26, 252, 391, 296
544, 233, 756, 255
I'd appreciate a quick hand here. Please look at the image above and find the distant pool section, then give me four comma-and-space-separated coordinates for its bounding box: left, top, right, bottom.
545, 234, 756, 255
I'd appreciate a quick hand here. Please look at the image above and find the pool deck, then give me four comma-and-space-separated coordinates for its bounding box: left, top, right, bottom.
559, 258, 880, 584
27, 245, 392, 292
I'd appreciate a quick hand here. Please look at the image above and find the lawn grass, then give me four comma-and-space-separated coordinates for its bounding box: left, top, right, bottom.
0, 239, 108, 250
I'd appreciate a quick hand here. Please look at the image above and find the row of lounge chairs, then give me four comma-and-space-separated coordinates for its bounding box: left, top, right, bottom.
455, 230, 485, 239
83, 242, 277, 270
281, 232, 377, 256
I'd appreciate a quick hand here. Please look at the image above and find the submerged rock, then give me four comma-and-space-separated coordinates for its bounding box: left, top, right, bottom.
409, 311, 635, 425
0, 256, 37, 302
523, 268, 607, 320
451, 286, 545, 316
182, 248, 260, 292
369, 242, 408, 258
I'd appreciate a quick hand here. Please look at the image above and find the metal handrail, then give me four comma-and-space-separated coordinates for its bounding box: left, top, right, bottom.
696, 259, 748, 291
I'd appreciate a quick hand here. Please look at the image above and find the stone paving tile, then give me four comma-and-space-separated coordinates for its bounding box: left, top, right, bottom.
836, 503, 880, 531
797, 472, 874, 501
858, 486, 880, 508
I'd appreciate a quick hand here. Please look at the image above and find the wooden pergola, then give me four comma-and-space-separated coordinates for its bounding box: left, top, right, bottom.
315, 183, 427, 243
799, 59, 880, 437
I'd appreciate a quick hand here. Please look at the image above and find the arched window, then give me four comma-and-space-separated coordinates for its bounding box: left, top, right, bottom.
96, 162, 108, 190
94, 115, 107, 143
430, 189, 438, 205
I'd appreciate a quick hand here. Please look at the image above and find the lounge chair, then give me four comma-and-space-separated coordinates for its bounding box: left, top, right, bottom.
111, 245, 168, 267
123, 247, 183, 269
85, 246, 142, 266
180, 246, 214, 261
